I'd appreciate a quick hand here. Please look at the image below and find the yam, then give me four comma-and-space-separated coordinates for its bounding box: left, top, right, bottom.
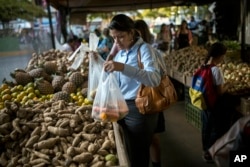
90, 155, 103, 165
0, 112, 10, 124
47, 126, 70, 136
73, 152, 93, 163
83, 121, 97, 132
82, 133, 96, 142
72, 134, 82, 147
12, 118, 22, 133
32, 162, 47, 167
100, 140, 112, 150
97, 149, 109, 156
32, 150, 50, 160
90, 161, 105, 167
10, 130, 19, 140
29, 158, 50, 166
25, 135, 40, 148
34, 137, 59, 149
30, 127, 42, 137
79, 141, 89, 150
108, 130, 115, 143
0, 122, 11, 134
87, 143, 99, 153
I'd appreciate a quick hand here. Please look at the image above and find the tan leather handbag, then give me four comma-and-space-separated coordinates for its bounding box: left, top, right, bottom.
135, 45, 177, 114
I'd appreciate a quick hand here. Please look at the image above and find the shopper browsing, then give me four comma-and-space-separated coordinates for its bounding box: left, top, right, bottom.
103, 14, 161, 167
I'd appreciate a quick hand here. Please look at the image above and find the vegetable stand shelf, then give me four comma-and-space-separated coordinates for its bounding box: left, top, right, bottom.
171, 70, 185, 85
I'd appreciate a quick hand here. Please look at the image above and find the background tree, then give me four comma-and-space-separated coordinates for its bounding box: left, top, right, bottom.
0, 0, 47, 28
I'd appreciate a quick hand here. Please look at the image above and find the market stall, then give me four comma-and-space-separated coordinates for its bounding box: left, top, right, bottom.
165, 45, 250, 131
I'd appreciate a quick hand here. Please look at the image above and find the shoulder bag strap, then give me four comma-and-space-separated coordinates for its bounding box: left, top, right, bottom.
137, 43, 144, 69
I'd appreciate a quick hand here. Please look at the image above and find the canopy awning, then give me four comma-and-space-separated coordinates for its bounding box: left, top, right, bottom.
49, 0, 215, 13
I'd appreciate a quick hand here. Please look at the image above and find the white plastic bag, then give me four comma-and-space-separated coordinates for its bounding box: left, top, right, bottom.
87, 53, 104, 101
69, 32, 99, 69
67, 43, 83, 61
92, 70, 129, 122
89, 33, 99, 51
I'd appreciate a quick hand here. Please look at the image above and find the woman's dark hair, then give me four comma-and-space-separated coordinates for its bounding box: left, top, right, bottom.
204, 42, 227, 64
102, 28, 110, 36
94, 28, 101, 37
108, 14, 135, 32
134, 19, 151, 43
160, 23, 167, 33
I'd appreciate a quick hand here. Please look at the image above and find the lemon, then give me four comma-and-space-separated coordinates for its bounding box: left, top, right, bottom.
22, 96, 29, 102
2, 94, 12, 101
1, 83, 9, 90
34, 89, 40, 96
1, 88, 11, 95
11, 92, 18, 98
10, 86, 18, 93
28, 92, 36, 99
17, 85, 24, 91
72, 95, 78, 101
26, 87, 34, 94
84, 98, 92, 105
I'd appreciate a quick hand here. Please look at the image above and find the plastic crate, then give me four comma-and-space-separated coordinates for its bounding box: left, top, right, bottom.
185, 102, 202, 131
240, 97, 250, 116
185, 86, 191, 103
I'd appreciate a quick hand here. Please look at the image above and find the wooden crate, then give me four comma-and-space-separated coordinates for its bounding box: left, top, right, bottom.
172, 70, 185, 84
240, 97, 250, 116
185, 76, 193, 87
113, 122, 130, 167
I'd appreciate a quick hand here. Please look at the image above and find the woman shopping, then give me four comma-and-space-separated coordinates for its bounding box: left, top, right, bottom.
103, 14, 161, 167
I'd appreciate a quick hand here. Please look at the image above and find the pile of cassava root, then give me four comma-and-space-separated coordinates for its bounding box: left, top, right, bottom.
0, 100, 118, 167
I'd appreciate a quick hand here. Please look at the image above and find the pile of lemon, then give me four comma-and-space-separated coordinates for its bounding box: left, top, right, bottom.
0, 83, 92, 109
0, 82, 52, 109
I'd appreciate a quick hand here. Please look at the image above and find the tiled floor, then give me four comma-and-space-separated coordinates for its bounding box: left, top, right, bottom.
158, 101, 217, 167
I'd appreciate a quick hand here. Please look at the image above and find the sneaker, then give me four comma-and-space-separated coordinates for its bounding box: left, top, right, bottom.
202, 152, 214, 163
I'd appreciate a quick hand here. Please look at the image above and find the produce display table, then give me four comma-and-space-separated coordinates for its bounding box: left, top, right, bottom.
113, 122, 130, 167
166, 45, 250, 121
0, 49, 131, 166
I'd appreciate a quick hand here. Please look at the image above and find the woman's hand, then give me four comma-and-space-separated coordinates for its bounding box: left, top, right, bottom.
103, 60, 124, 72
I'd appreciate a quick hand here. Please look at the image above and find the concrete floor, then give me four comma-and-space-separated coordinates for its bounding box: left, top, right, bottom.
158, 101, 216, 167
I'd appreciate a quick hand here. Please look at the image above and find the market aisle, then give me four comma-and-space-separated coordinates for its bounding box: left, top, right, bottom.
158, 101, 216, 167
